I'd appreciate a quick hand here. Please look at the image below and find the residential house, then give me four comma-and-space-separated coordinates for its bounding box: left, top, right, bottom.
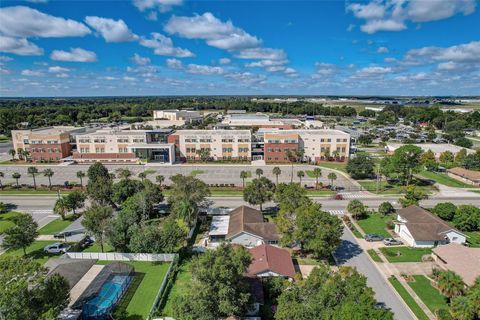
394, 205, 467, 247
432, 243, 480, 286
247, 244, 296, 279
447, 167, 480, 186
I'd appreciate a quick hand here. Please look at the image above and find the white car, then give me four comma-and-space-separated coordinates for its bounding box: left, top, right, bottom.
43, 243, 71, 254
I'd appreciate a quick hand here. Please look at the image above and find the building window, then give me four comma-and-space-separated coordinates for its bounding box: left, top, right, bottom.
267, 148, 273, 152
327, 138, 331, 142
275, 148, 281, 152
321, 138, 325, 142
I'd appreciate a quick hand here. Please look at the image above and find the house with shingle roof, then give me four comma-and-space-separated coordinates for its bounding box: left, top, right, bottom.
247, 244, 296, 279
394, 205, 467, 248
432, 243, 480, 286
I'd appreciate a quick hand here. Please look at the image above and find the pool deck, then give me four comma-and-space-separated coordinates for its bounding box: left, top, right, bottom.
69, 265, 105, 306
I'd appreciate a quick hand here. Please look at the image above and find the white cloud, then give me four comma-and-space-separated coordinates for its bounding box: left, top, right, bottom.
219, 58, 231, 65
0, 66, 10, 74
246, 59, 287, 68
21, 69, 44, 76
347, 24, 356, 32
0, 35, 43, 56
48, 66, 70, 73
352, 66, 393, 78
0, 56, 13, 62
405, 41, 480, 64
133, 0, 183, 12
224, 72, 266, 84
165, 12, 261, 51
140, 33, 194, 57
25, 0, 48, 3
314, 62, 337, 76
0, 6, 90, 38
348, 0, 476, 34
186, 64, 224, 75
85, 16, 138, 42
99, 76, 117, 80
123, 76, 137, 81
166, 58, 183, 69
235, 48, 286, 61
50, 48, 97, 62
284, 67, 298, 77
131, 53, 151, 65
56, 73, 69, 78
377, 46, 389, 53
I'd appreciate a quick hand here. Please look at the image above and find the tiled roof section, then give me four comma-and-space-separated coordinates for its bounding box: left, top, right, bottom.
448, 167, 480, 180
248, 244, 296, 278
226, 205, 278, 241
397, 205, 463, 241
432, 243, 480, 286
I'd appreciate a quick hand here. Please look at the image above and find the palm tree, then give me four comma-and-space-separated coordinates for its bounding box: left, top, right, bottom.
240, 171, 248, 188
116, 168, 132, 180
332, 150, 339, 160
138, 172, 147, 182
156, 175, 165, 189
297, 170, 305, 184
255, 168, 263, 178
54, 197, 69, 220
43, 169, 54, 189
272, 167, 281, 185
12, 172, 21, 188
17, 148, 24, 161
0, 171, 3, 190
327, 172, 337, 188
450, 296, 475, 320
76, 170, 85, 189
313, 167, 322, 190
437, 271, 464, 300
27, 166, 38, 189
8, 149, 16, 161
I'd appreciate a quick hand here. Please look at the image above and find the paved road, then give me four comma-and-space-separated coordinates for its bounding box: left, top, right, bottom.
0, 164, 356, 190
0, 141, 12, 154
334, 227, 414, 320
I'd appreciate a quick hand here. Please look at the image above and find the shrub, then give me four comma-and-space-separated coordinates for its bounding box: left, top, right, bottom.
378, 202, 396, 216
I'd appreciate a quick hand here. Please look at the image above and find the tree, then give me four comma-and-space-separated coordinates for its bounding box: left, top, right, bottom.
312, 167, 322, 189
461, 153, 480, 170
196, 148, 211, 162
107, 206, 139, 252
327, 172, 337, 188
112, 178, 144, 204
65, 190, 86, 215
347, 199, 367, 220
12, 172, 21, 188
437, 271, 465, 300
378, 202, 395, 216
116, 168, 132, 180
43, 169, 54, 189
255, 168, 263, 178
275, 265, 394, 320
2, 214, 38, 255
346, 154, 375, 179
399, 185, 427, 207
239, 170, 249, 188
294, 203, 343, 258
440, 151, 455, 164
421, 149, 438, 171
86, 162, 113, 205
453, 205, 480, 232
76, 170, 85, 189
450, 296, 475, 320
0, 257, 70, 319
243, 177, 275, 211
138, 172, 147, 182
53, 197, 69, 220
27, 166, 39, 189
389, 145, 423, 185
8, 148, 16, 161
432, 202, 457, 221
82, 204, 113, 252
172, 244, 251, 320
128, 218, 187, 253
358, 134, 373, 146
155, 175, 165, 189
17, 148, 23, 160
455, 137, 473, 149
0, 202, 6, 214
297, 170, 305, 184
272, 166, 281, 185
0, 171, 4, 190
455, 149, 468, 164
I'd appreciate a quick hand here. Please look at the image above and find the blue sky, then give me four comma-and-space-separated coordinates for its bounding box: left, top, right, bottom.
0, 0, 479, 97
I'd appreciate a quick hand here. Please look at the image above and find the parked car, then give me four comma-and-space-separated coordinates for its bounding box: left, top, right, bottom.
364, 234, 384, 242
383, 238, 403, 246
332, 194, 344, 200
43, 243, 70, 254
53, 231, 72, 239
78, 236, 94, 249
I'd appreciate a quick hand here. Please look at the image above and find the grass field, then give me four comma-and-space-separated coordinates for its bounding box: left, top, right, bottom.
419, 170, 473, 188
408, 275, 448, 314
380, 247, 432, 263
97, 260, 170, 320
0, 211, 23, 234
318, 162, 347, 173
81, 242, 114, 253
358, 180, 436, 195
161, 261, 192, 317
388, 276, 430, 320
38, 216, 76, 235
190, 170, 205, 176
356, 214, 392, 238
1, 240, 60, 264
367, 249, 383, 262
465, 231, 480, 247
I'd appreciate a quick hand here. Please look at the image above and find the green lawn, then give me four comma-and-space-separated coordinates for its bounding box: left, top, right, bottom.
143, 169, 157, 176
0, 211, 23, 234
419, 170, 473, 188
161, 261, 192, 317
356, 214, 392, 238
408, 275, 448, 314
190, 170, 205, 176
97, 260, 170, 320
388, 276, 430, 320
367, 249, 383, 262
306, 170, 322, 178
465, 231, 480, 248
81, 242, 114, 253
358, 180, 436, 195
1, 240, 60, 264
318, 162, 347, 173
380, 247, 432, 263
38, 216, 76, 235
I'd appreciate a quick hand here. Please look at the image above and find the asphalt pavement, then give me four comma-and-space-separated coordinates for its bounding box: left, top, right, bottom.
334, 227, 415, 320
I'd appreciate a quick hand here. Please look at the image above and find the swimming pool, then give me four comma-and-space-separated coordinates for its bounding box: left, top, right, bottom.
82, 274, 132, 319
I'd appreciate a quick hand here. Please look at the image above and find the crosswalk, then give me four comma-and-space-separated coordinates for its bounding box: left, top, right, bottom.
30, 209, 54, 215
338, 191, 373, 199
328, 210, 345, 215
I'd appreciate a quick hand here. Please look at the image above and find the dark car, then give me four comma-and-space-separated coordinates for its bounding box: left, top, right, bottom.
383, 238, 403, 246
364, 234, 384, 242
332, 194, 344, 200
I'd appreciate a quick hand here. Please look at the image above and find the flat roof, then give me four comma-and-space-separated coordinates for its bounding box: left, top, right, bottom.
387, 143, 475, 154
209, 215, 230, 236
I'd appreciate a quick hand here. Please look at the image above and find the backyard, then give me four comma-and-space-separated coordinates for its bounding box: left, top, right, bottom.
356, 214, 392, 238
161, 260, 192, 317
380, 247, 432, 263
407, 275, 448, 314
97, 260, 170, 320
